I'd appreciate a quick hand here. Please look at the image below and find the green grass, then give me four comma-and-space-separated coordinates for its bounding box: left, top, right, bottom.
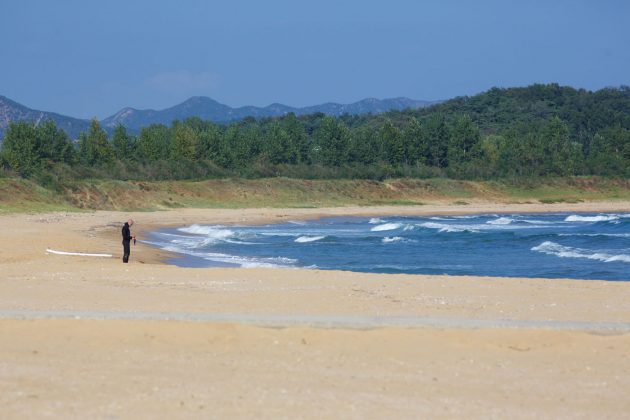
538, 198, 584, 204
494, 177, 630, 202
0, 176, 628, 213
0, 178, 81, 214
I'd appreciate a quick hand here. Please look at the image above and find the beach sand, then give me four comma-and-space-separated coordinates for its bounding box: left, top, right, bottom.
1, 201, 629, 419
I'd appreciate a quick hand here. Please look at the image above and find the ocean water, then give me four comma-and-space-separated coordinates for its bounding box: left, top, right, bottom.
145, 213, 630, 281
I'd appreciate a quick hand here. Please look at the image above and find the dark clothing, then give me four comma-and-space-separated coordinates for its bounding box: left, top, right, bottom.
122, 239, 131, 263
122, 222, 132, 263
122, 222, 133, 241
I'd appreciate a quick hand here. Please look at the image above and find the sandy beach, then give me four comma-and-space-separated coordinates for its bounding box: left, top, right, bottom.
1, 201, 629, 419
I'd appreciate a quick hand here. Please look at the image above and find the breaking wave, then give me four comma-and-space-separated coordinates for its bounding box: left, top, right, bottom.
531, 241, 630, 263
174, 225, 260, 245
158, 244, 298, 268
558, 233, 630, 238
370, 222, 403, 232
564, 214, 619, 222
419, 222, 473, 233
178, 224, 234, 238
486, 217, 514, 225
382, 236, 403, 243
295, 235, 326, 243
382, 236, 417, 244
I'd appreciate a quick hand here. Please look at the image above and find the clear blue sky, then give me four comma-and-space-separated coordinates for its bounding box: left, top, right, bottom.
1, 0, 629, 118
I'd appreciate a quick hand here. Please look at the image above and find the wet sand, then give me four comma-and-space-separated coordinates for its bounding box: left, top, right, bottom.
0, 202, 629, 418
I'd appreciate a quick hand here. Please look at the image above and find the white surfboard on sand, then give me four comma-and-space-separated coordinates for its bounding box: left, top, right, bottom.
46, 249, 112, 258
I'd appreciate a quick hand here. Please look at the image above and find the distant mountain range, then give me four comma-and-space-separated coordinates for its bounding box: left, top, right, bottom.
0, 95, 439, 139
0, 95, 90, 139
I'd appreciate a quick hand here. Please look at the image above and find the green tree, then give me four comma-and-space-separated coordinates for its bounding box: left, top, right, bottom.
479, 134, 505, 175
33, 120, 74, 164
282, 113, 309, 163
541, 117, 583, 175
403, 117, 429, 165
135, 124, 172, 161
78, 119, 114, 165
314, 116, 350, 166
263, 121, 296, 164
111, 124, 134, 160
215, 125, 237, 168
588, 126, 630, 175
233, 124, 262, 167
379, 120, 405, 165
1, 121, 38, 176
447, 115, 481, 167
171, 122, 200, 160
198, 123, 224, 163
348, 126, 380, 164
424, 114, 449, 168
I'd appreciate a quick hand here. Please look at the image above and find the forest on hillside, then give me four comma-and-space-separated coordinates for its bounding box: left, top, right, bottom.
1, 84, 629, 187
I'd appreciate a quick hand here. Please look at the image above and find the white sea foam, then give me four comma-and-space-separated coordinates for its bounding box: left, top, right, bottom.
369, 217, 386, 224
487, 217, 514, 225
419, 218, 561, 233
521, 219, 559, 225
382, 236, 410, 243
237, 258, 297, 269
161, 243, 297, 268
161, 246, 232, 260
237, 262, 281, 268
564, 214, 619, 222
295, 235, 326, 243
558, 233, 630, 238
419, 222, 474, 233
203, 254, 297, 268
178, 224, 235, 238
170, 225, 263, 245
371, 222, 403, 232
260, 232, 300, 237
531, 241, 630, 263
173, 237, 211, 248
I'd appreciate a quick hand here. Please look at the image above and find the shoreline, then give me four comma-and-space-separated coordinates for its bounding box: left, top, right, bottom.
133, 200, 630, 269
1, 199, 627, 276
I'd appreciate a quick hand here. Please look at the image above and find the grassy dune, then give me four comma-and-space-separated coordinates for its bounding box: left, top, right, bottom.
0, 177, 629, 213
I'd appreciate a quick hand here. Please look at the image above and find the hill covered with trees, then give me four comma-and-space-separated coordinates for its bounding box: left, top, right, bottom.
1, 84, 629, 187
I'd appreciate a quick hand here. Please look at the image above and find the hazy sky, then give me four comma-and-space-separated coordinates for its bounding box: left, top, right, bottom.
1, 0, 629, 118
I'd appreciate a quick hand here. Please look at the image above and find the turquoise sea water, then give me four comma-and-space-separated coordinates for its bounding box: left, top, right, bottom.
146, 213, 630, 281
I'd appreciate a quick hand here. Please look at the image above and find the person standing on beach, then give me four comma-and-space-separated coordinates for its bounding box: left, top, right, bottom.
122, 219, 136, 263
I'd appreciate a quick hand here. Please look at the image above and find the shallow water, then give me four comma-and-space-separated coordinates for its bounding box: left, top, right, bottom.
146, 213, 630, 281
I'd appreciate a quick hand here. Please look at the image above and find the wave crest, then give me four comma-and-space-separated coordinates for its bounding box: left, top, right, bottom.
295, 235, 326, 243
531, 241, 630, 263
382, 236, 403, 243
178, 224, 234, 238
371, 222, 402, 232
419, 222, 474, 233
564, 214, 619, 222
487, 217, 514, 225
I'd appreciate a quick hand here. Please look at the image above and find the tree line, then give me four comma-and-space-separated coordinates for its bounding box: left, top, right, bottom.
1, 84, 629, 183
